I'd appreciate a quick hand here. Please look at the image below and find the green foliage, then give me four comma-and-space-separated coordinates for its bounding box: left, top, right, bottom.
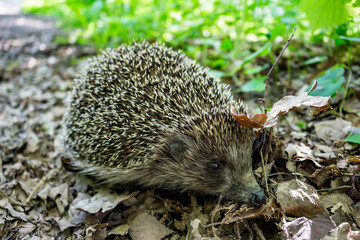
345, 134, 360, 144
23, 0, 360, 51
297, 121, 307, 130
235, 76, 267, 93
23, 0, 359, 96
23, 0, 302, 50
300, 0, 358, 30
308, 65, 345, 97
304, 56, 326, 65
208, 69, 225, 79
228, 42, 272, 77
220, 39, 234, 51
244, 64, 270, 75
338, 36, 360, 42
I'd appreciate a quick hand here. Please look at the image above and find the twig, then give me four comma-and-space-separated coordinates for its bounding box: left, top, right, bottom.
210, 195, 222, 240
203, 222, 224, 228
242, 220, 253, 240
251, 222, 266, 240
268, 172, 304, 177
317, 185, 352, 193
0, 151, 5, 183
339, 67, 352, 118
235, 221, 241, 239
260, 150, 269, 193
263, 28, 296, 113
26, 169, 56, 203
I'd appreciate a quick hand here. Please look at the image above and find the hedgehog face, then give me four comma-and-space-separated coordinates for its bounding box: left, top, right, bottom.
151, 133, 266, 206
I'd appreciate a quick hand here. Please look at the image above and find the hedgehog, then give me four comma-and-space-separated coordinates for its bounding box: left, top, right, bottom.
63, 42, 266, 206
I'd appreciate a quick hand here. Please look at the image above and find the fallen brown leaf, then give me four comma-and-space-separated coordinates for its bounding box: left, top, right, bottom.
231, 81, 332, 135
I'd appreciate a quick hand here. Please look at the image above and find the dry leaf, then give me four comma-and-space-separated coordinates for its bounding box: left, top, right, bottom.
230, 104, 267, 129
276, 179, 326, 218
320, 193, 353, 210
264, 81, 331, 128
314, 118, 352, 142
231, 81, 331, 134
108, 224, 130, 236
322, 222, 360, 240
189, 219, 204, 240
129, 212, 173, 240
73, 189, 137, 214
17, 222, 36, 235
285, 143, 321, 167
0, 198, 28, 221
282, 215, 336, 240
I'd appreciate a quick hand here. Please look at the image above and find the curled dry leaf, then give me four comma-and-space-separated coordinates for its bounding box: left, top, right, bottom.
229, 104, 267, 129
230, 81, 331, 135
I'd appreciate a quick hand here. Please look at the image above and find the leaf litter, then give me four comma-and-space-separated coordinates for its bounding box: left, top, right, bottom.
0, 14, 360, 240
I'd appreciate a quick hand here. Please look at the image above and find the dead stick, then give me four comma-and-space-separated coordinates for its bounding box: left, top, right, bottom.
210, 195, 222, 240
317, 185, 352, 193
264, 28, 296, 113
260, 150, 269, 193
0, 152, 5, 183
242, 220, 254, 240
235, 221, 241, 239
252, 222, 266, 240
26, 169, 56, 203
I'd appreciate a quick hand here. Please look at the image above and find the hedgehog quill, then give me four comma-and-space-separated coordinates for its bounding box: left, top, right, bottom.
63, 42, 266, 207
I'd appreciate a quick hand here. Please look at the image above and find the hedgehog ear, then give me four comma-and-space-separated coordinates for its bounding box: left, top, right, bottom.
170, 134, 190, 161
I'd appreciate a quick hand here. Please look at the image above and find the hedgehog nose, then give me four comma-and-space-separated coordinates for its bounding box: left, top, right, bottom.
251, 190, 266, 207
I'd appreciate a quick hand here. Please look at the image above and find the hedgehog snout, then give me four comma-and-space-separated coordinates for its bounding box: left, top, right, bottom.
251, 190, 266, 207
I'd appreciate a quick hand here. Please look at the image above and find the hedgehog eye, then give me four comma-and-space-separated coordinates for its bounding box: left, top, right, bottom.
209, 161, 221, 171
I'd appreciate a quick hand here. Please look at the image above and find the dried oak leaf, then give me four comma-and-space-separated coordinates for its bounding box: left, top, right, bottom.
231, 81, 331, 134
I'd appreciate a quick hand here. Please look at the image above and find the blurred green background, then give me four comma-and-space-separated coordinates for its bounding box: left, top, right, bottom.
24, 0, 360, 96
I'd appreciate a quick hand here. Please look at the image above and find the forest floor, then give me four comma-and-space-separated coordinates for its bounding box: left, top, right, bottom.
1, 10, 360, 240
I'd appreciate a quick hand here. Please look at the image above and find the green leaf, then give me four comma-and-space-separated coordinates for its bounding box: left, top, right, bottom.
235, 76, 266, 93
220, 39, 233, 51
89, 0, 104, 18
208, 69, 225, 78
297, 121, 307, 130
300, 0, 356, 30
338, 36, 360, 42
228, 42, 271, 76
345, 134, 360, 144
244, 64, 270, 75
304, 56, 327, 65
308, 65, 345, 97
354, 0, 360, 7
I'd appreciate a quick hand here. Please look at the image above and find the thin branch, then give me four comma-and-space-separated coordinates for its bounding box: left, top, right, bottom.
317, 185, 352, 193
264, 27, 296, 113
252, 222, 266, 240
210, 195, 222, 240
